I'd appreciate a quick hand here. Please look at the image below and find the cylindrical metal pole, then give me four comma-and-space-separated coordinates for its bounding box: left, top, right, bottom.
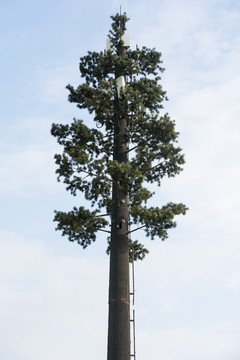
107, 42, 130, 360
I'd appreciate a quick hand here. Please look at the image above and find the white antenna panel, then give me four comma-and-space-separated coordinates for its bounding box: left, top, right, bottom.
117, 76, 126, 97
122, 34, 130, 47
106, 38, 112, 50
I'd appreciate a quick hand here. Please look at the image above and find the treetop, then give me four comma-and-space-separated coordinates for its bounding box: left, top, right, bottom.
51, 12, 188, 260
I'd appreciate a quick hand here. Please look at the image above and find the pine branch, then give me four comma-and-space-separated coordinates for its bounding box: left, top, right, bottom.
95, 213, 111, 217
126, 144, 138, 153
72, 167, 97, 177
98, 229, 111, 234
148, 162, 162, 172
125, 224, 146, 235
101, 148, 114, 156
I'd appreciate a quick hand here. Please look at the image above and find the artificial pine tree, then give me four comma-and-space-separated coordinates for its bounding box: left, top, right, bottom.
51, 12, 187, 360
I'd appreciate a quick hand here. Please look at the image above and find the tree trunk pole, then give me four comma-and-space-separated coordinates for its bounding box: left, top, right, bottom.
107, 44, 130, 360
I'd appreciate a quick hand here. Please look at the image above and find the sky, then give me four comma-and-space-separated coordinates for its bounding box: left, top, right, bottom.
0, 0, 240, 359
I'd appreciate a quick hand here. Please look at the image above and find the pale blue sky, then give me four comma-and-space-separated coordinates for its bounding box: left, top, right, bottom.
1, 0, 240, 359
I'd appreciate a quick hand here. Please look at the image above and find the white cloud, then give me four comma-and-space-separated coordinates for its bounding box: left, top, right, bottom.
0, 230, 108, 360
227, 270, 240, 289
34, 64, 79, 104
0, 145, 56, 192
137, 322, 240, 360
134, 228, 240, 312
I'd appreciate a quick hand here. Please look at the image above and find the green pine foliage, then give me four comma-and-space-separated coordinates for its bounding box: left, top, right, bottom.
51, 13, 187, 260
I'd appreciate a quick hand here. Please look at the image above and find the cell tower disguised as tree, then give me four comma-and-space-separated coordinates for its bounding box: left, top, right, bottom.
51, 12, 187, 360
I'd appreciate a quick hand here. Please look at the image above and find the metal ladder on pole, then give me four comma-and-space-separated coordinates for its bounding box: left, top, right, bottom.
130, 239, 136, 360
